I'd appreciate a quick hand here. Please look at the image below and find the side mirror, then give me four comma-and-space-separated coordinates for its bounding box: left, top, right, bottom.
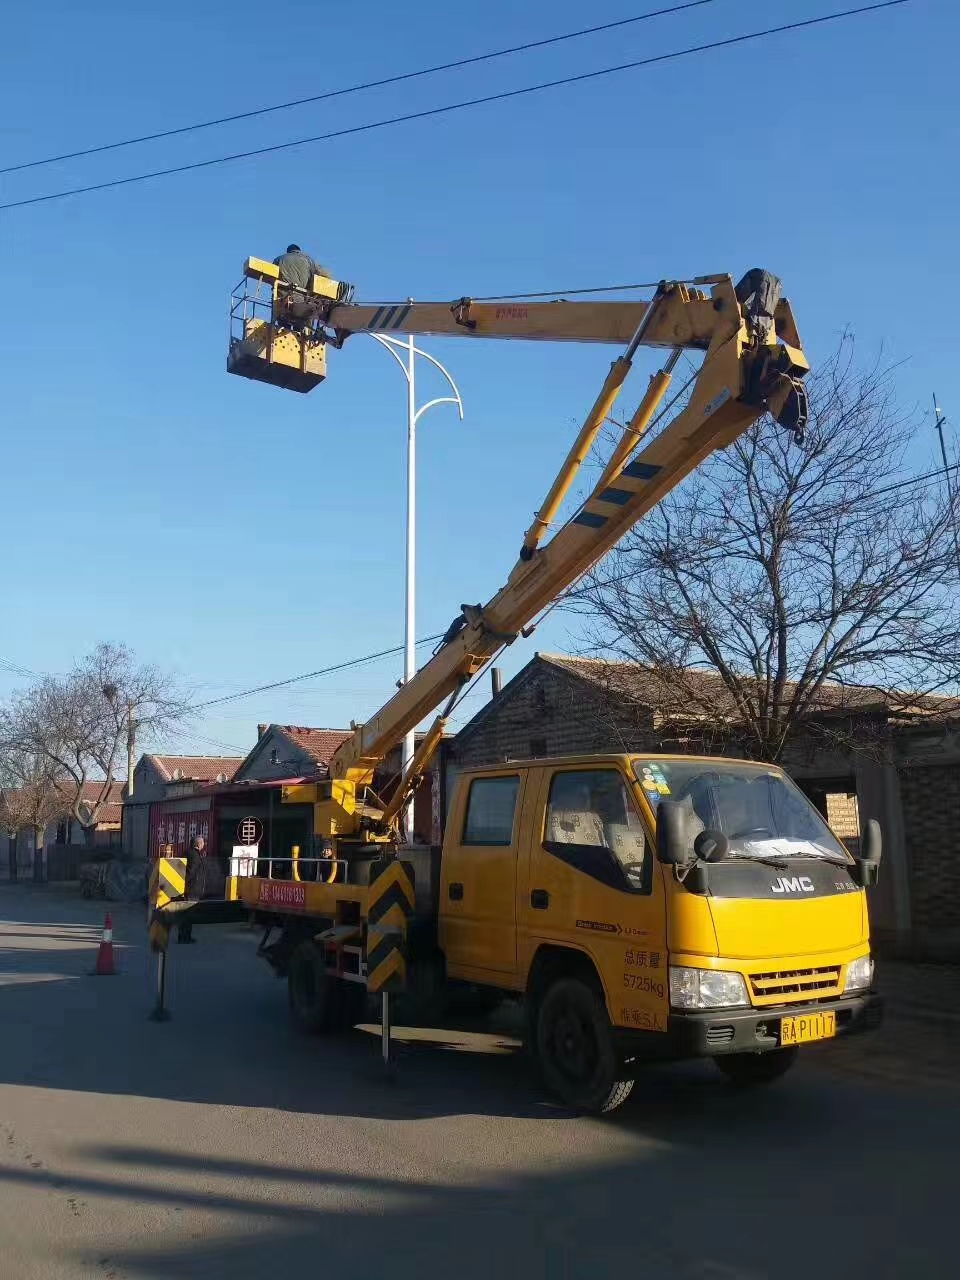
854, 818, 882, 887
657, 801, 691, 866
694, 829, 730, 863
861, 819, 882, 865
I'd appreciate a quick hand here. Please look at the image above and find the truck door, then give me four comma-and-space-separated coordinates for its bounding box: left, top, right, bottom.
521, 765, 669, 1034
439, 770, 526, 982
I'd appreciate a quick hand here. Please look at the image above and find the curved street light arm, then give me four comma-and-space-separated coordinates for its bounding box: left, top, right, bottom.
369, 332, 412, 380
369, 333, 465, 424
415, 395, 463, 427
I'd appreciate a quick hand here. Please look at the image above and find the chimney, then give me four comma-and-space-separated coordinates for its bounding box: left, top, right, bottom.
257, 724, 269, 740
491, 667, 503, 699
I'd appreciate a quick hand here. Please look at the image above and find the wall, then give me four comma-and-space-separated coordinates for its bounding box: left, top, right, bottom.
233, 728, 317, 783
123, 802, 152, 860
452, 663, 655, 773
149, 798, 214, 859
825, 791, 860, 840
899, 758, 960, 960
0, 830, 37, 881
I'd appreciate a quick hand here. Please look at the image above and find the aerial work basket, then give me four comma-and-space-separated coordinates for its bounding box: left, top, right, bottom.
227, 257, 341, 393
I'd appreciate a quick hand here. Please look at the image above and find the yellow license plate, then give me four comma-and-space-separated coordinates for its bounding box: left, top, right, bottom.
780, 1010, 837, 1045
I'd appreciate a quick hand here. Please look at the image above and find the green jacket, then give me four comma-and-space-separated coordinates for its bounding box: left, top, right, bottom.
273, 250, 331, 289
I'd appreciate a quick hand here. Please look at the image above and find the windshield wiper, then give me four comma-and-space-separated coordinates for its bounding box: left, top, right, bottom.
727, 852, 789, 870
789, 852, 852, 868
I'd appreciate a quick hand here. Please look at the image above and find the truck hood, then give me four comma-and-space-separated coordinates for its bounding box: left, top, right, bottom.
708, 892, 866, 960
667, 858, 868, 960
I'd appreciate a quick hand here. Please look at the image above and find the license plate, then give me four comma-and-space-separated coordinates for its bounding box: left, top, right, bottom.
780, 1010, 837, 1045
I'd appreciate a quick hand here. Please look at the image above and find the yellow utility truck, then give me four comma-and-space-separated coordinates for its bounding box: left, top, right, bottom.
161, 262, 883, 1112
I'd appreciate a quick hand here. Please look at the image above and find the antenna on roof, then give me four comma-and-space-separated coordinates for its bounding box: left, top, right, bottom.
933, 392, 960, 577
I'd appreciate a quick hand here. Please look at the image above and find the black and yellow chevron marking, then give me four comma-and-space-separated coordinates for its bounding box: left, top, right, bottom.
366, 858, 415, 993
369, 303, 413, 332
154, 856, 188, 911
572, 458, 664, 528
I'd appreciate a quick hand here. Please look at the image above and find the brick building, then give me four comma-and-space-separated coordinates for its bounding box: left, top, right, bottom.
449, 653, 960, 960
123, 754, 245, 861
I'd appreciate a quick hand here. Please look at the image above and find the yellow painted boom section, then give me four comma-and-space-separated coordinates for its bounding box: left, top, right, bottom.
328, 293, 719, 347
331, 275, 807, 780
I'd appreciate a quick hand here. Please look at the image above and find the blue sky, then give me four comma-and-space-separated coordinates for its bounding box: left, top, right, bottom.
1, 0, 956, 762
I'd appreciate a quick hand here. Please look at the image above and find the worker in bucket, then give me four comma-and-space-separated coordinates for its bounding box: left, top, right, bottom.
273, 244, 331, 289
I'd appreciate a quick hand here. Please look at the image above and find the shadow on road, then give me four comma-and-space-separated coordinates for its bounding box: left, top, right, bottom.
1, 887, 957, 1278
0, 1083, 953, 1280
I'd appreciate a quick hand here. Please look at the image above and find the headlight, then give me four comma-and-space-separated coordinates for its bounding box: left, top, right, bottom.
844, 954, 873, 992
669, 966, 749, 1010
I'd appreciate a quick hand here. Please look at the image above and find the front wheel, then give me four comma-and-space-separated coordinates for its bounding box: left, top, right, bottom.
714, 1046, 798, 1087
535, 977, 634, 1114
288, 940, 363, 1034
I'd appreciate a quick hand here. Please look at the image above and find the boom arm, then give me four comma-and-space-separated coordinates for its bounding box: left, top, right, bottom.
328, 291, 711, 347
314, 270, 809, 827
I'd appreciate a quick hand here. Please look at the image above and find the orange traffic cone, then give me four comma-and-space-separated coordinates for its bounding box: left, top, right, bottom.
92, 913, 117, 976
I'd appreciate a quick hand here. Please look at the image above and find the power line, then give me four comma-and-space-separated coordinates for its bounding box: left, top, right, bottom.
0, 3, 909, 213
476, 280, 666, 300
165, 724, 250, 755
852, 459, 959, 504
192, 632, 446, 710
0, 657, 40, 680
0, 2, 718, 177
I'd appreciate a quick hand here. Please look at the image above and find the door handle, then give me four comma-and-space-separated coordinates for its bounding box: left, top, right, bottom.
448, 882, 464, 901
530, 888, 550, 910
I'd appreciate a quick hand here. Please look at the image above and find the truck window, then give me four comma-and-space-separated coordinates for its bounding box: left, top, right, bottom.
462, 775, 521, 846
633, 759, 850, 863
544, 769, 650, 892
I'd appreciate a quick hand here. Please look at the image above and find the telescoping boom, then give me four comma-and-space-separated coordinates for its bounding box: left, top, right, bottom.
228, 262, 809, 841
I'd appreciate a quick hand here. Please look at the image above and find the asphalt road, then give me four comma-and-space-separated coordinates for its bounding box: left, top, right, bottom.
0, 884, 956, 1280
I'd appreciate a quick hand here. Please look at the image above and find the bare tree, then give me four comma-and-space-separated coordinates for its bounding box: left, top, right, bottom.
0, 736, 66, 862
573, 335, 960, 762
4, 644, 189, 843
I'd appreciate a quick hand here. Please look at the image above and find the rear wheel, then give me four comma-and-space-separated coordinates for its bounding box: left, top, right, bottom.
288, 940, 362, 1034
535, 977, 634, 1114
715, 1047, 798, 1087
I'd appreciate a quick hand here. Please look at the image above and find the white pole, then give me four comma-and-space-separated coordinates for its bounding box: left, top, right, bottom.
402, 330, 416, 841
367, 328, 463, 846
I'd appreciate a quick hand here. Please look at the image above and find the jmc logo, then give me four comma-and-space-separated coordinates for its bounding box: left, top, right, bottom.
771, 875, 816, 894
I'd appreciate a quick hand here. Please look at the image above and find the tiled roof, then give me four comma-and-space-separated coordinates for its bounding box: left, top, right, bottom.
276, 726, 352, 765
539, 654, 960, 721
2, 780, 125, 829
147, 755, 244, 784
75, 780, 126, 826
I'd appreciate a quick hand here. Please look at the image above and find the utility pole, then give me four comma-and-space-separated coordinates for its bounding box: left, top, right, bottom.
933, 393, 960, 577
126, 702, 137, 799
124, 702, 137, 859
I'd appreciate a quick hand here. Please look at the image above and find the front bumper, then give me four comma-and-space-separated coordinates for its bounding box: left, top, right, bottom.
617, 991, 883, 1061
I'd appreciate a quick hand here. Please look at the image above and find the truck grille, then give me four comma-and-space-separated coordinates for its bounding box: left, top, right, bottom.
749, 966, 842, 1002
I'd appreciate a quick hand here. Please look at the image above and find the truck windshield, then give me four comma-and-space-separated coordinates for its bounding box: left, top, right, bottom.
632, 759, 850, 863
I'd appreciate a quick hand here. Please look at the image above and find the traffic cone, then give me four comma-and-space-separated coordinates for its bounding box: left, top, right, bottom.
92, 913, 117, 976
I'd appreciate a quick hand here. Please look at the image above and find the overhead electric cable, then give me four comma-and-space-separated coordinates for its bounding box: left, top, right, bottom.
192, 633, 446, 710
0, 2, 718, 176
0, 3, 909, 213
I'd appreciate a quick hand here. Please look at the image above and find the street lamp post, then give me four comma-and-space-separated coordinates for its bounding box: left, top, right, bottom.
370, 324, 464, 838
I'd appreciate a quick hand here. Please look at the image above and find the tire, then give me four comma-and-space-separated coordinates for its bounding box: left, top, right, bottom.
535, 976, 634, 1114
288, 940, 361, 1034
715, 1046, 799, 1087
397, 953, 449, 1026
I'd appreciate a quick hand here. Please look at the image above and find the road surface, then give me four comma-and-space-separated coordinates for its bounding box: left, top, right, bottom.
0, 883, 956, 1279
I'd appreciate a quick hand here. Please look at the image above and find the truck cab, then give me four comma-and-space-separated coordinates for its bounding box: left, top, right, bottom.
439, 753, 882, 1111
